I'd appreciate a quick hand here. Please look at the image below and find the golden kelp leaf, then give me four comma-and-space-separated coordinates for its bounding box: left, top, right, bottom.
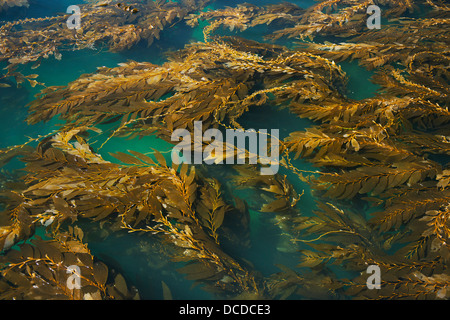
357, 176, 379, 194
2, 270, 29, 287
437, 170, 450, 189
177, 262, 217, 281
82, 288, 102, 300
152, 149, 167, 167
44, 148, 67, 163
213, 206, 226, 230
34, 264, 54, 282
133, 206, 149, 227
179, 163, 189, 178
161, 281, 173, 300
77, 253, 93, 269
29, 198, 49, 206
260, 198, 289, 212
109, 152, 145, 165
83, 206, 114, 219
31, 59, 41, 69
93, 206, 116, 222
337, 182, 359, 200
371, 175, 388, 196
113, 274, 129, 296
65, 241, 85, 256
323, 183, 346, 198
196, 202, 210, 221
408, 170, 422, 185
19, 243, 34, 259
29, 80, 38, 88
297, 250, 325, 268
73, 225, 84, 242
261, 184, 284, 195
350, 138, 360, 152
93, 262, 108, 286
127, 150, 155, 165
37, 241, 63, 263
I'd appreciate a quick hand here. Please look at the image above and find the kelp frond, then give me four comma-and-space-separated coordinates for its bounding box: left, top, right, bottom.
0, 0, 449, 301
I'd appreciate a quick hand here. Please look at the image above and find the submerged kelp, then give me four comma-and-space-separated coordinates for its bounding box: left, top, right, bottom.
0, 128, 265, 298
185, 0, 445, 41
25, 37, 346, 153
0, 0, 449, 300
0, 0, 211, 86
0, 230, 140, 300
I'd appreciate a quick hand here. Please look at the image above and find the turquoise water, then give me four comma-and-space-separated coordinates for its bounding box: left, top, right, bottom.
0, 0, 380, 300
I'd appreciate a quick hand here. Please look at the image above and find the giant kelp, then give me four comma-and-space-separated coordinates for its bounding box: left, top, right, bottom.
24, 34, 347, 178
184, 0, 450, 299
280, 1, 448, 299
185, 0, 445, 41
26, 37, 346, 128
0, 128, 264, 298
0, 0, 211, 86
0, 0, 449, 300
0, 229, 139, 300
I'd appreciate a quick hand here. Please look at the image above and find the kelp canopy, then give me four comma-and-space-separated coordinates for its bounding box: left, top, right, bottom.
0, 0, 449, 300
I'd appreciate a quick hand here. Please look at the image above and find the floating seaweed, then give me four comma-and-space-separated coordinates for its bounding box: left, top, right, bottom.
0, 228, 139, 300
0, 0, 211, 86
0, 128, 265, 298
0, 0, 449, 300
24, 35, 347, 181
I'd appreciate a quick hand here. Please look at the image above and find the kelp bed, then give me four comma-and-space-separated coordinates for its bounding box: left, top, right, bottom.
0, 0, 449, 300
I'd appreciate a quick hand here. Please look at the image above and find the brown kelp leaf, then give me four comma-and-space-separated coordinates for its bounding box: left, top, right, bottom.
408, 170, 422, 185
93, 262, 108, 286
113, 274, 129, 296
177, 262, 218, 281
34, 264, 55, 282
2, 270, 29, 287
77, 253, 93, 269
93, 206, 116, 222
19, 243, 34, 259
358, 176, 379, 194
179, 163, 189, 178
152, 149, 167, 167
212, 206, 226, 230
260, 198, 290, 212
371, 175, 388, 196
109, 152, 145, 165
81, 286, 103, 300
161, 281, 173, 300
38, 242, 63, 264
127, 150, 155, 165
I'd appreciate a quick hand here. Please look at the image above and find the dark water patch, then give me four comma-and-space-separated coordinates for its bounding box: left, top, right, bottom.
338, 60, 381, 100
0, 0, 75, 22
